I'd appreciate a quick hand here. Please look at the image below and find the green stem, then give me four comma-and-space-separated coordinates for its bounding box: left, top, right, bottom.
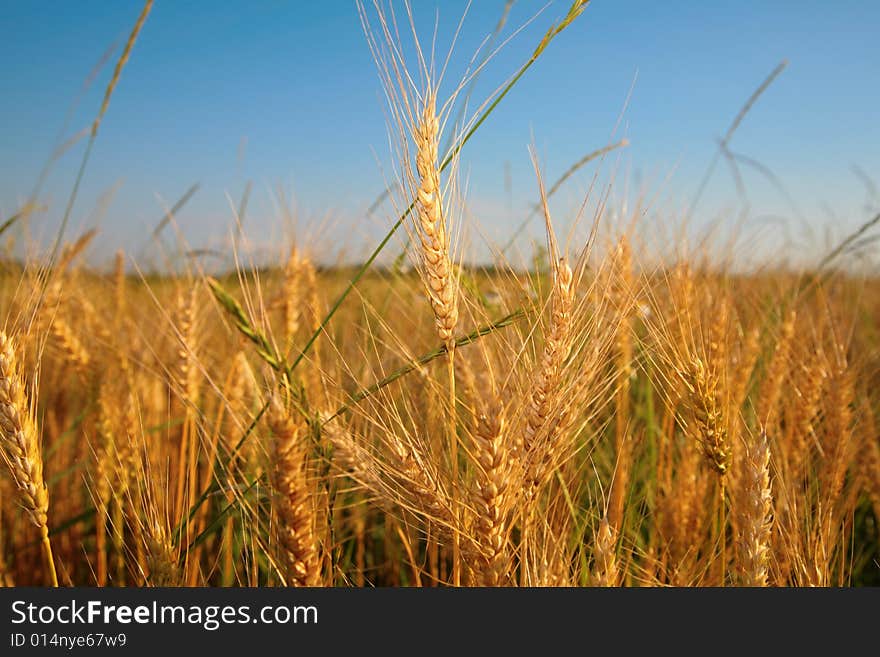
323, 309, 524, 424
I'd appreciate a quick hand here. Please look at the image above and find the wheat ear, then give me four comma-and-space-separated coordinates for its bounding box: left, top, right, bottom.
282, 247, 303, 346
592, 516, 620, 587
610, 236, 634, 530
92, 0, 153, 137
522, 151, 575, 488
144, 518, 180, 586
523, 258, 574, 479
268, 396, 320, 586
50, 317, 90, 381
470, 401, 510, 585
789, 357, 827, 475
758, 310, 796, 426
735, 429, 773, 586
687, 356, 730, 476
94, 383, 116, 585
414, 88, 458, 350
0, 332, 57, 586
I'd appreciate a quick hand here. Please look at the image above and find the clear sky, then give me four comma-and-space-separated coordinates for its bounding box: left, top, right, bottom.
2, 1, 878, 266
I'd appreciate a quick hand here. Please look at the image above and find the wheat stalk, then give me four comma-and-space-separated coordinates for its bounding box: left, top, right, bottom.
410, 86, 462, 584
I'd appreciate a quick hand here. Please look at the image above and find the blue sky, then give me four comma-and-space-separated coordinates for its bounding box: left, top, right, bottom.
1, 1, 878, 266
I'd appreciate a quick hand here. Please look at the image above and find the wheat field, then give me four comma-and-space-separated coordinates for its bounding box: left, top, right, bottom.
1, 0, 878, 588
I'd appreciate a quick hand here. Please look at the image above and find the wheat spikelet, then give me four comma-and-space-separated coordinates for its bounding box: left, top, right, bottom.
735, 429, 773, 586
268, 397, 320, 586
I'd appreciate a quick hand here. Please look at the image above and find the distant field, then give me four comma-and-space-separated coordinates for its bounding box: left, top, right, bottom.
1, 251, 878, 586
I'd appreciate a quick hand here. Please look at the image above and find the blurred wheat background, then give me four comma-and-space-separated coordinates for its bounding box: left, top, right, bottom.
1, 1, 878, 587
